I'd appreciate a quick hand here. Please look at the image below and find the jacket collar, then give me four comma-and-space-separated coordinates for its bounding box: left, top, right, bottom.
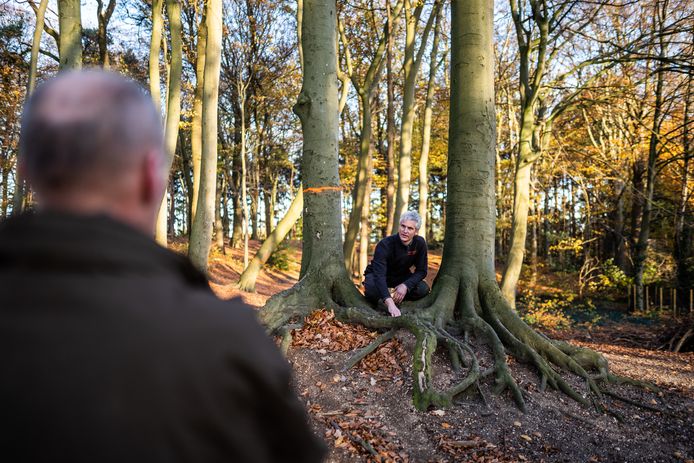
0, 211, 208, 287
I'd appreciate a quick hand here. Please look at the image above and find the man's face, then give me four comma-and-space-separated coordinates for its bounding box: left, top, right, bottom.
399, 220, 418, 246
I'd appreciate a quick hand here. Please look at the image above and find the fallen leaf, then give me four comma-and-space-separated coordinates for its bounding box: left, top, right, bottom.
513, 421, 522, 427
441, 422, 452, 429
520, 434, 532, 442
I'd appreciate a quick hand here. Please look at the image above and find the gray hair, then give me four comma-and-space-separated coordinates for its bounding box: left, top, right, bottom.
19, 70, 163, 192
399, 211, 421, 230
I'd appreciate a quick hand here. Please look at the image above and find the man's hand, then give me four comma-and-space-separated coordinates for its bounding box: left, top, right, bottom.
392, 284, 408, 304
385, 298, 401, 317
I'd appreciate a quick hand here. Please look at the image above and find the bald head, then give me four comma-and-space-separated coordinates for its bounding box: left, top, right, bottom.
20, 70, 167, 233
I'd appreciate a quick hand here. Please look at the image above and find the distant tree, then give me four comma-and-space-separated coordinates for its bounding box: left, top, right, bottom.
58, 0, 82, 69
95, 0, 116, 67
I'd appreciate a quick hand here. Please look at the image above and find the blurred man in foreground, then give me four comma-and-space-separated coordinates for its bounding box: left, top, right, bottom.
0, 71, 324, 463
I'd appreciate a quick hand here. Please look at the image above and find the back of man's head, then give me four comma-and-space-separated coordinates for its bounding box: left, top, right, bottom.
19, 70, 166, 233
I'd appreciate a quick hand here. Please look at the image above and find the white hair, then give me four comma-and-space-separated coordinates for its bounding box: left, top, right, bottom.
400, 211, 421, 230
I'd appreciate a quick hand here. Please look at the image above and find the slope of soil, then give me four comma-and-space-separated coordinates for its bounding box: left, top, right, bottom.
209, 243, 694, 462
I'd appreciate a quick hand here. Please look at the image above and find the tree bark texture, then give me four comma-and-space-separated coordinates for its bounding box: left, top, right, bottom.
418, 9, 441, 235
190, 10, 207, 227
189, 0, 222, 272
58, 0, 82, 70
155, 0, 183, 246
148, 0, 163, 108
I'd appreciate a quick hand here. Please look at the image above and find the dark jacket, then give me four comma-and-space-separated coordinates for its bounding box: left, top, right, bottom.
0, 212, 325, 463
363, 234, 428, 300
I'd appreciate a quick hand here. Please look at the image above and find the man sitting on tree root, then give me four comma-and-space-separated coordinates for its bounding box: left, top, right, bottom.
363, 211, 430, 317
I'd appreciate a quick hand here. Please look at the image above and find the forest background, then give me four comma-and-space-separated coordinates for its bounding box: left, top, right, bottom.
1, 0, 692, 316
1, 0, 694, 460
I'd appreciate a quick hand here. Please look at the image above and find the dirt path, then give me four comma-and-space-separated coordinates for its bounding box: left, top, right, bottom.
208, 247, 694, 462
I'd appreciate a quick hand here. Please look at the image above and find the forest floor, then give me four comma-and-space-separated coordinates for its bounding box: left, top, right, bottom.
206, 240, 694, 463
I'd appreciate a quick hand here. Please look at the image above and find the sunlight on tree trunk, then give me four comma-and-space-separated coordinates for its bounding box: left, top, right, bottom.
58, 0, 82, 70
155, 0, 183, 246
238, 188, 304, 292
189, 0, 222, 273
418, 10, 441, 235
190, 10, 207, 226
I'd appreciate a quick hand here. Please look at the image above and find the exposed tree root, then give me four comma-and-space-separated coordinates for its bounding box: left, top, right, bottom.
278, 323, 303, 356
342, 329, 396, 371
260, 269, 659, 414
601, 389, 675, 416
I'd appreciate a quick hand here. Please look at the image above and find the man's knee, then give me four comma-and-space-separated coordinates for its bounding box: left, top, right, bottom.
407, 281, 430, 301
362, 274, 380, 303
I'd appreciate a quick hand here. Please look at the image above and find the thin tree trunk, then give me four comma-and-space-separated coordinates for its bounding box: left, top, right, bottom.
1, 168, 8, 218
28, 0, 48, 92
358, 156, 373, 277
230, 97, 244, 248
296, 0, 303, 72
633, 2, 667, 312
418, 10, 441, 234
215, 173, 226, 251
155, 0, 183, 246
190, 10, 207, 227
148, 0, 163, 110
500, 0, 551, 306
500, 113, 533, 306
15, 0, 50, 214
675, 56, 692, 290
239, 80, 250, 269
96, 0, 116, 67
392, 0, 440, 232
189, 0, 222, 272
385, 0, 396, 234
251, 157, 260, 240
264, 175, 278, 237
340, 1, 403, 273
58, 0, 82, 69
168, 179, 176, 235
239, 189, 304, 292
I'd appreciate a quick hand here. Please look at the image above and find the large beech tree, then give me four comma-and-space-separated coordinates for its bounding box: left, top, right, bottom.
260, 0, 641, 411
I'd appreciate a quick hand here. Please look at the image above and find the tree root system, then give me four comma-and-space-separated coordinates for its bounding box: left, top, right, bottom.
259, 268, 657, 414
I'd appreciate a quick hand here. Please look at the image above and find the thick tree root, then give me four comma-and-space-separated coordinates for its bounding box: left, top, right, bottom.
278, 323, 303, 356
342, 329, 396, 371
260, 267, 659, 414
